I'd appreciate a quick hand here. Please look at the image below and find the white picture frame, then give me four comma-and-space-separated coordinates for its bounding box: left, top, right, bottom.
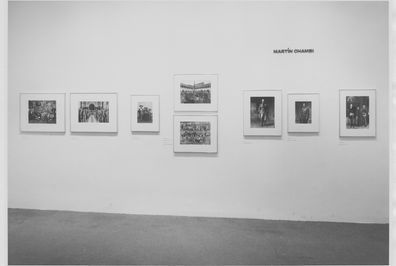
131, 95, 160, 132
339, 89, 376, 137
287, 93, 320, 133
20, 93, 66, 132
243, 90, 282, 136
70, 93, 118, 133
173, 115, 218, 153
174, 74, 218, 112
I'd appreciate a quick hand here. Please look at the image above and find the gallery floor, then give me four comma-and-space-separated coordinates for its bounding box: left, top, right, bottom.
8, 208, 388, 265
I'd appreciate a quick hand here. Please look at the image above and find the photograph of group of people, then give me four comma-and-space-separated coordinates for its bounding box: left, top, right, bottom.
346, 96, 369, 129
180, 121, 211, 145
180, 81, 211, 104
137, 102, 153, 123
78, 101, 110, 123
28, 100, 57, 124
250, 97, 275, 128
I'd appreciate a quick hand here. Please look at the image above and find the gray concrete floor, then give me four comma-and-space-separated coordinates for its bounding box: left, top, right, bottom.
8, 208, 388, 265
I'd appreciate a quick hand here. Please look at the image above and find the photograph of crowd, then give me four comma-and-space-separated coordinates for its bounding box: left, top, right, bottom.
295, 101, 312, 124
180, 121, 211, 145
137, 102, 153, 123
28, 100, 56, 124
346, 96, 369, 129
180, 81, 211, 104
250, 97, 275, 128
78, 101, 109, 123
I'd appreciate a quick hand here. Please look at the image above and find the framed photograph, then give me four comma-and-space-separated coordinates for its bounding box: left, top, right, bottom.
20, 93, 65, 132
131, 95, 160, 132
173, 115, 218, 153
174, 74, 218, 112
339, 89, 376, 137
70, 93, 118, 133
288, 93, 320, 133
243, 90, 282, 136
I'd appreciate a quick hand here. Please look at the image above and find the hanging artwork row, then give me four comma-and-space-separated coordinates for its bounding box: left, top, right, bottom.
19, 88, 376, 153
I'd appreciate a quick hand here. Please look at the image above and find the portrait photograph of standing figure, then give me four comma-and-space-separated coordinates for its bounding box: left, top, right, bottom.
345, 96, 369, 129
287, 93, 319, 133
295, 101, 312, 124
339, 89, 375, 137
243, 90, 282, 136
250, 97, 275, 128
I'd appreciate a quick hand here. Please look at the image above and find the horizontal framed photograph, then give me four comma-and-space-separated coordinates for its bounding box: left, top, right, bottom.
70, 93, 118, 133
288, 93, 320, 133
339, 89, 376, 137
131, 95, 160, 132
20, 93, 65, 132
173, 115, 218, 153
243, 90, 282, 136
174, 74, 218, 112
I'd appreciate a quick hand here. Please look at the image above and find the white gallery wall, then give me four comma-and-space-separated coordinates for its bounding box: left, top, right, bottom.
8, 1, 389, 223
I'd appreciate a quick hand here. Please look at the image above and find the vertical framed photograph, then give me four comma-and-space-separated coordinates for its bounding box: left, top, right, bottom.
70, 93, 118, 133
20, 93, 65, 132
339, 89, 376, 137
174, 74, 218, 112
243, 90, 282, 136
287, 93, 320, 133
131, 95, 160, 132
173, 115, 218, 153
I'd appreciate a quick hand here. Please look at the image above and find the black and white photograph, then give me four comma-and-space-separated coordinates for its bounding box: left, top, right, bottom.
243, 90, 282, 136
295, 101, 311, 124
345, 96, 369, 129
174, 115, 217, 153
28, 100, 57, 124
180, 81, 211, 104
70, 93, 118, 133
287, 94, 319, 133
6, 2, 390, 266
180, 121, 211, 145
20, 93, 65, 132
137, 102, 153, 123
249, 97, 275, 128
174, 74, 218, 111
339, 90, 376, 137
131, 95, 160, 132
78, 101, 109, 123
